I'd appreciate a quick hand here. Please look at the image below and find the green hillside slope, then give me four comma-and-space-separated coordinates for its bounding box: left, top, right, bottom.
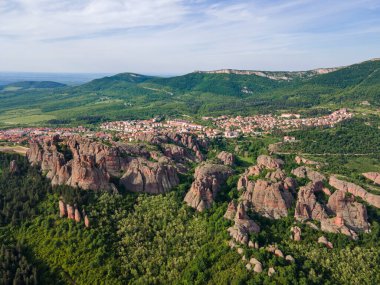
0, 59, 379, 126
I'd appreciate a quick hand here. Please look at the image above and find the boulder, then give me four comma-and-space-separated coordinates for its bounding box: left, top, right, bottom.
268, 267, 276, 277
265, 169, 286, 181
184, 164, 233, 211
285, 255, 295, 263
274, 249, 284, 258
254, 263, 263, 273
317, 236, 333, 249
291, 226, 302, 241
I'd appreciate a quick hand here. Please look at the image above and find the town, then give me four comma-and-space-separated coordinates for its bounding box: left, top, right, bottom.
0, 109, 353, 145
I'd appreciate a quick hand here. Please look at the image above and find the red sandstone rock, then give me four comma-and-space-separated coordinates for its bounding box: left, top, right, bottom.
244, 179, 293, 219
74, 207, 81, 222
217, 151, 236, 166
9, 160, 19, 174
84, 215, 90, 228
291, 166, 326, 183
257, 155, 284, 169
59, 200, 66, 218
329, 176, 380, 208
228, 203, 260, 244
184, 163, 233, 211
120, 158, 179, 194
67, 204, 75, 220
327, 190, 370, 233
291, 226, 302, 241
224, 201, 237, 220
295, 182, 328, 221
363, 172, 380, 185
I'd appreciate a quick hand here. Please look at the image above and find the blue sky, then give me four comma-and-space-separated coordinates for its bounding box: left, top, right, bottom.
0, 0, 379, 74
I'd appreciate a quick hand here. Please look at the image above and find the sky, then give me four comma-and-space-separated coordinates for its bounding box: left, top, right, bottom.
0, 0, 380, 74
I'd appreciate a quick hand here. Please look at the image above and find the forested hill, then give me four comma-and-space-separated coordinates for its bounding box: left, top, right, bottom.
0, 81, 66, 91
0, 59, 379, 126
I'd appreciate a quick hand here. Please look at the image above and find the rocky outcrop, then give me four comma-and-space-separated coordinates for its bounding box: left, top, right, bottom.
291, 166, 326, 183
257, 155, 284, 170
59, 200, 89, 227
9, 160, 19, 174
237, 175, 255, 191
135, 132, 207, 162
224, 201, 237, 220
27, 135, 182, 194
329, 176, 380, 208
217, 151, 235, 166
250, 258, 263, 273
184, 163, 233, 211
59, 200, 66, 217
327, 190, 370, 233
243, 179, 293, 219
295, 182, 328, 221
265, 169, 286, 182
120, 158, 179, 194
227, 203, 260, 244
320, 217, 359, 240
363, 172, 380, 185
291, 226, 301, 241
295, 156, 320, 166
318, 236, 333, 249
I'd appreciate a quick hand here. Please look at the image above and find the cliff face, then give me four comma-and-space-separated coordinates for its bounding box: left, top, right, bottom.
26, 135, 196, 193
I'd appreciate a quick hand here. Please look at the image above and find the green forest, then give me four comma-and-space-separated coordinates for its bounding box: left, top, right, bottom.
1, 136, 380, 285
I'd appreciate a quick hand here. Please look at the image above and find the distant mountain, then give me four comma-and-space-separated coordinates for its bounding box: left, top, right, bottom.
0, 59, 379, 126
0, 81, 66, 91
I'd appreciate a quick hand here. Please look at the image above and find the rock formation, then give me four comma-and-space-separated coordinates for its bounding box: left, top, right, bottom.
184, 163, 233, 211
295, 156, 320, 167
327, 190, 370, 233
120, 158, 179, 194
59, 200, 66, 218
27, 135, 182, 194
227, 202, 260, 244
224, 201, 237, 220
363, 172, 380, 185
295, 182, 328, 221
9, 160, 19, 174
317, 236, 333, 249
292, 166, 326, 184
329, 176, 380, 208
217, 151, 235, 166
243, 179, 293, 219
291, 226, 302, 241
257, 155, 284, 170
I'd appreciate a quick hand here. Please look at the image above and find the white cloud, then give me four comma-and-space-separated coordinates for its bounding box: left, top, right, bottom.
0, 0, 379, 73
